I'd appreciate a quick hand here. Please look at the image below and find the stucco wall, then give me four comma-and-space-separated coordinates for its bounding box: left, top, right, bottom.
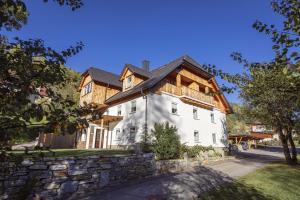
104, 92, 227, 148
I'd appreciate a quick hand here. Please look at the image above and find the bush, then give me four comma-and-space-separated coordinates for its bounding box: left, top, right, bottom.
180, 144, 214, 158
151, 122, 181, 160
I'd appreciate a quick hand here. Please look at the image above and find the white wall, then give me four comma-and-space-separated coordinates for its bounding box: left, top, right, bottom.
93, 92, 228, 148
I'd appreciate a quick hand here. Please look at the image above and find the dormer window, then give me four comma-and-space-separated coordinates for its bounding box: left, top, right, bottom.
126, 75, 133, 89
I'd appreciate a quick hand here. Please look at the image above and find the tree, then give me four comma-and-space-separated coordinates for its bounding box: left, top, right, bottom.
232, 59, 300, 165
235, 0, 300, 165
202, 0, 300, 165
150, 122, 181, 160
0, 0, 85, 148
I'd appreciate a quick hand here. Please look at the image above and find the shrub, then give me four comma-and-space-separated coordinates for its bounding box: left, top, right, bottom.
180, 144, 215, 158
151, 122, 181, 160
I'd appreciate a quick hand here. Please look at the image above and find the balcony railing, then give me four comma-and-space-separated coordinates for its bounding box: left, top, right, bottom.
181, 86, 214, 105
159, 82, 214, 105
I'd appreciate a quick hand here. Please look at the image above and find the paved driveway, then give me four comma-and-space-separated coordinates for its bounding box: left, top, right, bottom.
80, 149, 284, 200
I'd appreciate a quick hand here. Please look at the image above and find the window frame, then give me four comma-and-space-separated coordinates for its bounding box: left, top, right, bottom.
211, 112, 215, 123
129, 127, 136, 141
171, 102, 178, 115
115, 128, 121, 141
117, 105, 122, 116
194, 130, 199, 143
212, 133, 217, 144
126, 75, 133, 88
193, 107, 199, 120
83, 82, 93, 95
130, 100, 137, 113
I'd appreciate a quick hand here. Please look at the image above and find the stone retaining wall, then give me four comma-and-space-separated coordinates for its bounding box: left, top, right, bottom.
0, 153, 155, 200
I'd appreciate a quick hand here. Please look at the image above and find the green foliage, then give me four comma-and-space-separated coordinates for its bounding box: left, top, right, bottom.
226, 103, 251, 135
180, 144, 214, 158
0, 0, 86, 149
150, 122, 181, 160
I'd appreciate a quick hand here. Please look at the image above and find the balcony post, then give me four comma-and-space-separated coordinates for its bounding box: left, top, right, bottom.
176, 74, 181, 95
205, 86, 210, 94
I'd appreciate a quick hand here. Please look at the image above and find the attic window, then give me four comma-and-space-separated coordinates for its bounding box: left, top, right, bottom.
84, 82, 92, 95
126, 75, 133, 88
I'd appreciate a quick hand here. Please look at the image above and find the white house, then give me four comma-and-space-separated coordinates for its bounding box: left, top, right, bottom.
76, 55, 232, 151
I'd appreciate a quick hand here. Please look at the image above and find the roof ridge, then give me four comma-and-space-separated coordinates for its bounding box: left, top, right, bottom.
89, 67, 120, 77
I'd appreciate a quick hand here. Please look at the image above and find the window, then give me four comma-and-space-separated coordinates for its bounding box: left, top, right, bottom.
131, 100, 136, 113
194, 130, 199, 143
117, 105, 122, 116
81, 129, 87, 141
211, 112, 215, 123
171, 102, 178, 114
212, 133, 217, 144
129, 127, 136, 141
126, 76, 132, 88
193, 107, 198, 119
84, 82, 92, 95
115, 129, 121, 141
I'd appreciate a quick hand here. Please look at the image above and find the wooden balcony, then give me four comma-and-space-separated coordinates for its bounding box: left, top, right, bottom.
158, 82, 214, 105
181, 86, 214, 105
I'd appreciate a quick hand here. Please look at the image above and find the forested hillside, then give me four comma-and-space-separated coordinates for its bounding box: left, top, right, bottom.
226, 103, 250, 135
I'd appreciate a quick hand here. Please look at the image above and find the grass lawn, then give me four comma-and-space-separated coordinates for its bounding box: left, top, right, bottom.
7, 149, 134, 157
200, 163, 300, 200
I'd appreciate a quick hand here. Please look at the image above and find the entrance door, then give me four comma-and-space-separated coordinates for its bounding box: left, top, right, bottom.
95, 129, 105, 149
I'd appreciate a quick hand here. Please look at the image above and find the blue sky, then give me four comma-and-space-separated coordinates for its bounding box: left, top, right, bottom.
4, 0, 283, 103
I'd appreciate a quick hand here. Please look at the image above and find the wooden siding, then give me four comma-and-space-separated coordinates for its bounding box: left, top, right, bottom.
178, 68, 212, 88
122, 69, 146, 91
79, 74, 121, 106
79, 75, 93, 106
155, 70, 229, 113
38, 133, 75, 149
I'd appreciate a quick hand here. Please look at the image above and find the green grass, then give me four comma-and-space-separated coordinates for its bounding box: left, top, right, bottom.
200, 163, 300, 200
7, 149, 134, 157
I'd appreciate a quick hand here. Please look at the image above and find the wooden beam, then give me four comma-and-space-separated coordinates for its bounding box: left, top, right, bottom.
176, 73, 181, 88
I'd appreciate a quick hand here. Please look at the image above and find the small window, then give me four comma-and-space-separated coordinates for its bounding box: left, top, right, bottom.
171, 102, 178, 114
117, 105, 122, 116
84, 82, 92, 95
211, 112, 215, 123
194, 131, 199, 143
193, 107, 198, 119
126, 76, 132, 88
212, 133, 217, 144
129, 127, 136, 141
115, 129, 121, 141
131, 100, 136, 113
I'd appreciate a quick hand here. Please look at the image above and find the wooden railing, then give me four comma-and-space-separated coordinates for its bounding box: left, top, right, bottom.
181, 86, 214, 105
159, 82, 181, 96
158, 82, 214, 105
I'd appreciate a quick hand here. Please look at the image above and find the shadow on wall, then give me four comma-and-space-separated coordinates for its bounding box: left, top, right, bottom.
220, 118, 229, 147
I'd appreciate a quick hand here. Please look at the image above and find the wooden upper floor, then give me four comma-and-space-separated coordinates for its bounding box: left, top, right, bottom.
79, 55, 232, 114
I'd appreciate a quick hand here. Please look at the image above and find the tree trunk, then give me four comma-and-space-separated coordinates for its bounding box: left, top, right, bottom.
278, 128, 293, 165
287, 132, 297, 164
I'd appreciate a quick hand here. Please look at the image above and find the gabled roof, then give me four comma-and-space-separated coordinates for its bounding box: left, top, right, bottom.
81, 67, 122, 88
105, 55, 213, 104
125, 64, 152, 78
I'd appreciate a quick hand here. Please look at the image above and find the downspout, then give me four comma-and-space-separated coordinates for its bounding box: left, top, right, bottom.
141, 88, 148, 143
